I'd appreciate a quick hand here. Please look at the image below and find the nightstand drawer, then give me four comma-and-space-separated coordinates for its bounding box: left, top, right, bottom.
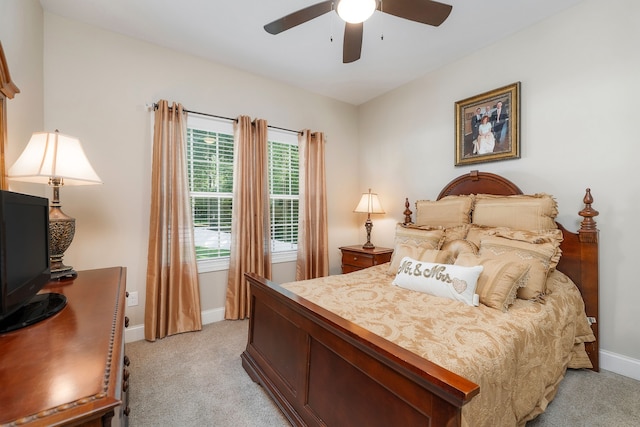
342, 252, 376, 269
342, 264, 364, 274
339, 245, 394, 274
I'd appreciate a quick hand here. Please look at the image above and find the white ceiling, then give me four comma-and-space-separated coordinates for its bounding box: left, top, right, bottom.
39, 0, 584, 105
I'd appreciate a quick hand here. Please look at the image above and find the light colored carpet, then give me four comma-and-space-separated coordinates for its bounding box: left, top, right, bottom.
125, 320, 640, 426
125, 320, 289, 426
526, 367, 640, 426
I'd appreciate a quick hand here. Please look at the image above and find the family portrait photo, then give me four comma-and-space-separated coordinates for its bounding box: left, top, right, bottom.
455, 82, 520, 166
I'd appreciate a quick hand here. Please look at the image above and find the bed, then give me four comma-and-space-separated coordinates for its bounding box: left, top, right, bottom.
241, 170, 599, 427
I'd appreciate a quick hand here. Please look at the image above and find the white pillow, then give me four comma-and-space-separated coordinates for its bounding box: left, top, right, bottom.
392, 257, 482, 306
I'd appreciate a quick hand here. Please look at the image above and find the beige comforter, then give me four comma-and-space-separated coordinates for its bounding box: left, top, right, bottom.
282, 264, 595, 427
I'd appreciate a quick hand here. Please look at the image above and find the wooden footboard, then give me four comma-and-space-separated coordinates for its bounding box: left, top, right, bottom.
242, 272, 479, 427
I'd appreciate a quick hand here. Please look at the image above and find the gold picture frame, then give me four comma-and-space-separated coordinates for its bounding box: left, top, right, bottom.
455, 82, 520, 166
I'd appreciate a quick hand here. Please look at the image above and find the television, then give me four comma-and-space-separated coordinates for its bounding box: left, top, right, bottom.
0, 190, 66, 333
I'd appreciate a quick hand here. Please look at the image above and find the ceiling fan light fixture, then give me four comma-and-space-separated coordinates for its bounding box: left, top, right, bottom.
337, 0, 377, 24
264, 0, 452, 63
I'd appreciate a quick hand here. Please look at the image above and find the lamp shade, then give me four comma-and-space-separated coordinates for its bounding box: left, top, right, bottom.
8, 131, 102, 186
354, 189, 384, 214
337, 0, 377, 24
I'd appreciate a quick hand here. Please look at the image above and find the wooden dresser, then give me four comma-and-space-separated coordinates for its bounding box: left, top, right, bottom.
340, 245, 394, 274
0, 267, 130, 427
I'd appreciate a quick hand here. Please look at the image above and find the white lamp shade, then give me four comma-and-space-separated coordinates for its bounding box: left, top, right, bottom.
354, 190, 384, 214
8, 131, 102, 186
337, 0, 377, 24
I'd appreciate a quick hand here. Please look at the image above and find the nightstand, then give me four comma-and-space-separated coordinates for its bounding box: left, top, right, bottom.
339, 245, 394, 274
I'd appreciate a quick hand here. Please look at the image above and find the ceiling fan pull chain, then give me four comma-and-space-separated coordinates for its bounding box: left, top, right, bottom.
380, 0, 384, 40
330, 1, 335, 43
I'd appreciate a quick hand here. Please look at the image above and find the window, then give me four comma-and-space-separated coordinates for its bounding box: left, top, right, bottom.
186, 116, 234, 271
268, 130, 299, 260
186, 115, 299, 272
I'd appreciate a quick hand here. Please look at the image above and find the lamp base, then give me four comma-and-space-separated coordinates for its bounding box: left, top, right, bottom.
49, 204, 77, 281
362, 217, 375, 249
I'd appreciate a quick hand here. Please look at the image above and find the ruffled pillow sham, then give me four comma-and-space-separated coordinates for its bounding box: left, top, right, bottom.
478, 234, 560, 301
414, 195, 474, 228
455, 253, 530, 311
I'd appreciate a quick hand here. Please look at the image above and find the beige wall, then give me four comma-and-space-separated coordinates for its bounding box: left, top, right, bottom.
358, 0, 640, 376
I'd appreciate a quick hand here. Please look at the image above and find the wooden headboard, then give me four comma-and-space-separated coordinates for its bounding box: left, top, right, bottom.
438, 170, 522, 198
406, 170, 600, 371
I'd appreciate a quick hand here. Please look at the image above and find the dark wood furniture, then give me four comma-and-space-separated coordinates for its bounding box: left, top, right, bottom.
241, 171, 599, 427
0, 267, 130, 427
339, 245, 393, 274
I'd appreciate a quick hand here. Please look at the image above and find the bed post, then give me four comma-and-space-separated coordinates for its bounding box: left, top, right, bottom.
403, 198, 413, 225
577, 188, 600, 371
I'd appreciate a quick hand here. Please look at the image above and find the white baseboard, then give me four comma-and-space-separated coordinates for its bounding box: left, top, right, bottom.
124, 307, 226, 343
600, 349, 640, 381
124, 324, 145, 343
202, 307, 226, 324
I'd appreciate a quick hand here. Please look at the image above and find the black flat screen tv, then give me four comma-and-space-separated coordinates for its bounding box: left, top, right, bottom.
0, 190, 66, 334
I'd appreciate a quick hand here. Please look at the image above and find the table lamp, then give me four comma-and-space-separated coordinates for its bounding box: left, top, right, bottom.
8, 130, 102, 279
354, 188, 384, 249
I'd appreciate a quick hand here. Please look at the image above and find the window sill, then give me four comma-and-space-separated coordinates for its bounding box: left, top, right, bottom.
196, 251, 297, 274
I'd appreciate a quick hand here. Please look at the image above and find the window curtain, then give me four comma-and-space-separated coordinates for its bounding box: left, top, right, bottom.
224, 116, 272, 320
145, 99, 202, 341
296, 130, 329, 280
0, 41, 20, 190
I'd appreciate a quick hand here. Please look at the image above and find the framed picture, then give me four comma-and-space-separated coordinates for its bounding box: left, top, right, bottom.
455, 82, 520, 166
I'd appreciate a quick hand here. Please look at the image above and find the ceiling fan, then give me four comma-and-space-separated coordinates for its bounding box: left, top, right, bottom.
264, 0, 453, 63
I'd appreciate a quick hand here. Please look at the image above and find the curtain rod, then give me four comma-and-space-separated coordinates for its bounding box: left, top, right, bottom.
151, 103, 302, 135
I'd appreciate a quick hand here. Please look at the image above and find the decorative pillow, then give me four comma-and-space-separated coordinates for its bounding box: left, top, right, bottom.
465, 224, 497, 248
489, 227, 563, 269
490, 227, 563, 244
387, 244, 454, 275
387, 225, 445, 275
392, 257, 482, 306
400, 223, 443, 231
466, 226, 562, 269
478, 235, 559, 301
394, 223, 445, 245
392, 224, 445, 249
415, 195, 474, 227
443, 224, 471, 243
402, 223, 470, 244
472, 193, 558, 231
455, 253, 530, 311
441, 239, 478, 259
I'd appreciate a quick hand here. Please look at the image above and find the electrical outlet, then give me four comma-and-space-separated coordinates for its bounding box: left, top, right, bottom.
128, 291, 139, 307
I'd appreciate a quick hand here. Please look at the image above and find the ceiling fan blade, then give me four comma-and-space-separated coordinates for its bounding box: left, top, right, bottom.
380, 0, 452, 27
343, 22, 363, 63
264, 1, 334, 35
